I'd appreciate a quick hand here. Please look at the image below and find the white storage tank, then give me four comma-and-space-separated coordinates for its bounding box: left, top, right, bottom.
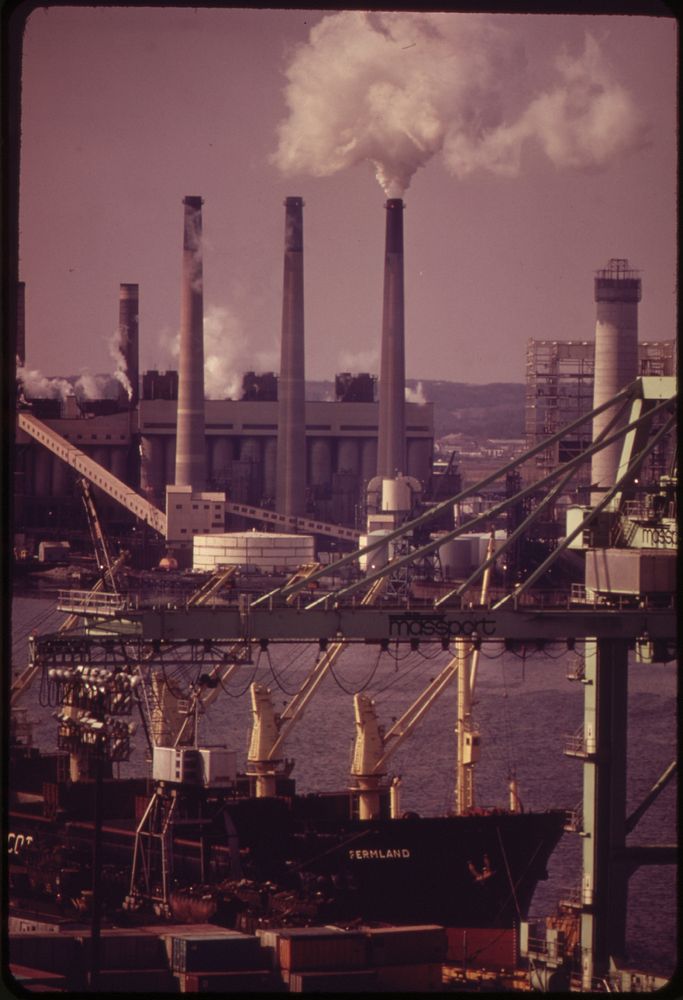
382, 476, 412, 513
435, 535, 477, 578
358, 530, 391, 573
565, 505, 589, 549
193, 531, 315, 572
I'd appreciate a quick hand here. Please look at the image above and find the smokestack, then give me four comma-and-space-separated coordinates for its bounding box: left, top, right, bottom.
16, 281, 25, 367
591, 258, 640, 498
276, 196, 306, 517
118, 283, 139, 408
376, 198, 406, 479
175, 196, 206, 490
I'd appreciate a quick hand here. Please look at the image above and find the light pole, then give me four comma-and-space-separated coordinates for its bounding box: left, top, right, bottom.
50, 664, 137, 991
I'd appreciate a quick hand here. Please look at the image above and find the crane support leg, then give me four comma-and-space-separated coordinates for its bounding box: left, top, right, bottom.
580, 638, 629, 988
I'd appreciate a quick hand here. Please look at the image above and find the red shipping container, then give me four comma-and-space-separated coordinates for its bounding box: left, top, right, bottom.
287, 968, 378, 993
374, 962, 444, 992
446, 926, 517, 970
278, 929, 368, 972
365, 925, 447, 965
176, 969, 278, 993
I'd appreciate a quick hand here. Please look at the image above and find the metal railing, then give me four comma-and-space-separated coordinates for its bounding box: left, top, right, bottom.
56, 589, 135, 616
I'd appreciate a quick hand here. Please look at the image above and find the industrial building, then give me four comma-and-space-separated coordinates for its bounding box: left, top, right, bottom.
14, 195, 434, 564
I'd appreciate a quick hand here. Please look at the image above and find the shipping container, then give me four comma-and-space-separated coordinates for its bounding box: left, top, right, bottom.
77, 929, 168, 970
287, 968, 378, 993
8, 933, 80, 974
171, 932, 266, 972
445, 926, 517, 971
374, 961, 444, 992
8, 964, 68, 988
364, 924, 447, 966
176, 969, 279, 993
278, 928, 369, 972
95, 968, 178, 992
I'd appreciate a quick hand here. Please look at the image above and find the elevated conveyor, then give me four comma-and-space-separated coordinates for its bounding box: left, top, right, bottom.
18, 411, 168, 536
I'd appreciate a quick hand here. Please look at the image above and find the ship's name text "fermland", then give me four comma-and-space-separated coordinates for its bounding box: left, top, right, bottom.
348, 849, 411, 860
389, 614, 497, 639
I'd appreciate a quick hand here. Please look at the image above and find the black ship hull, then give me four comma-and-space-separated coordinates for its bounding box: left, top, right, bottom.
8, 754, 566, 930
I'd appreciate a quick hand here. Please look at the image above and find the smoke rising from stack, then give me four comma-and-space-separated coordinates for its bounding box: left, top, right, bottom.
273, 12, 647, 195
157, 304, 277, 400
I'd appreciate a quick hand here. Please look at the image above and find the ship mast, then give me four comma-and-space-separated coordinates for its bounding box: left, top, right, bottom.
454, 531, 499, 815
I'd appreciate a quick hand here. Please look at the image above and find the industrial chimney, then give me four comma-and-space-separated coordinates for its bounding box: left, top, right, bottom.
174, 196, 206, 490
276, 196, 306, 518
118, 283, 139, 409
591, 258, 640, 499
376, 198, 406, 479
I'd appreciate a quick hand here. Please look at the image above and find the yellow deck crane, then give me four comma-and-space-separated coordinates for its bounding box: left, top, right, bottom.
246, 570, 390, 797
349, 533, 504, 821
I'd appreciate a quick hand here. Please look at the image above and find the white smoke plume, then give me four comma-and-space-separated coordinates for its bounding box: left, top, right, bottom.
74, 370, 110, 400
16, 364, 72, 400
273, 12, 648, 195
157, 304, 278, 399
337, 346, 379, 372
108, 327, 133, 399
405, 381, 426, 404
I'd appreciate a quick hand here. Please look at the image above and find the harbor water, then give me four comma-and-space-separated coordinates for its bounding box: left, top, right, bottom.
10, 593, 678, 980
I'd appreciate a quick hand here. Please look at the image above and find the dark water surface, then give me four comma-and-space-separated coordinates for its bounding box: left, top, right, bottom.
10, 595, 678, 979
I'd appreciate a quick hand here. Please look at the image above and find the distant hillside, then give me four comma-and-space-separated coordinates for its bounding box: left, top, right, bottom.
307, 379, 526, 441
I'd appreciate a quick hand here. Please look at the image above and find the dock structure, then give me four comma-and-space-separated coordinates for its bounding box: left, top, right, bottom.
22, 377, 677, 991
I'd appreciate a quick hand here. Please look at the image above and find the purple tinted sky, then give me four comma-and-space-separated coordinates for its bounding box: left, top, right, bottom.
18, 7, 677, 390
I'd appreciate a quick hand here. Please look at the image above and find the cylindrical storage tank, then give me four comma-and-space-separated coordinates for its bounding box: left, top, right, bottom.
358, 530, 390, 573
309, 438, 332, 487
591, 259, 640, 500
337, 438, 360, 475
139, 435, 165, 502
210, 436, 233, 487
565, 505, 589, 549
240, 436, 262, 465
263, 437, 278, 500
407, 438, 432, 484
51, 455, 69, 496
164, 436, 176, 485
381, 476, 412, 513
193, 531, 315, 573
360, 439, 377, 486
436, 535, 476, 579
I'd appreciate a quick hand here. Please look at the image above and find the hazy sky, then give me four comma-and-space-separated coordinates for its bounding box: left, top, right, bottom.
17, 7, 677, 392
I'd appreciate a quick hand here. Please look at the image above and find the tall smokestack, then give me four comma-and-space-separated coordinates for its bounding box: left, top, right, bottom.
376, 198, 406, 479
118, 283, 139, 408
16, 281, 25, 367
591, 258, 640, 499
175, 196, 206, 490
276, 196, 306, 517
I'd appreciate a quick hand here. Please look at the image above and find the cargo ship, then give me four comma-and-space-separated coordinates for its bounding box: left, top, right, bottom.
8, 717, 566, 933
